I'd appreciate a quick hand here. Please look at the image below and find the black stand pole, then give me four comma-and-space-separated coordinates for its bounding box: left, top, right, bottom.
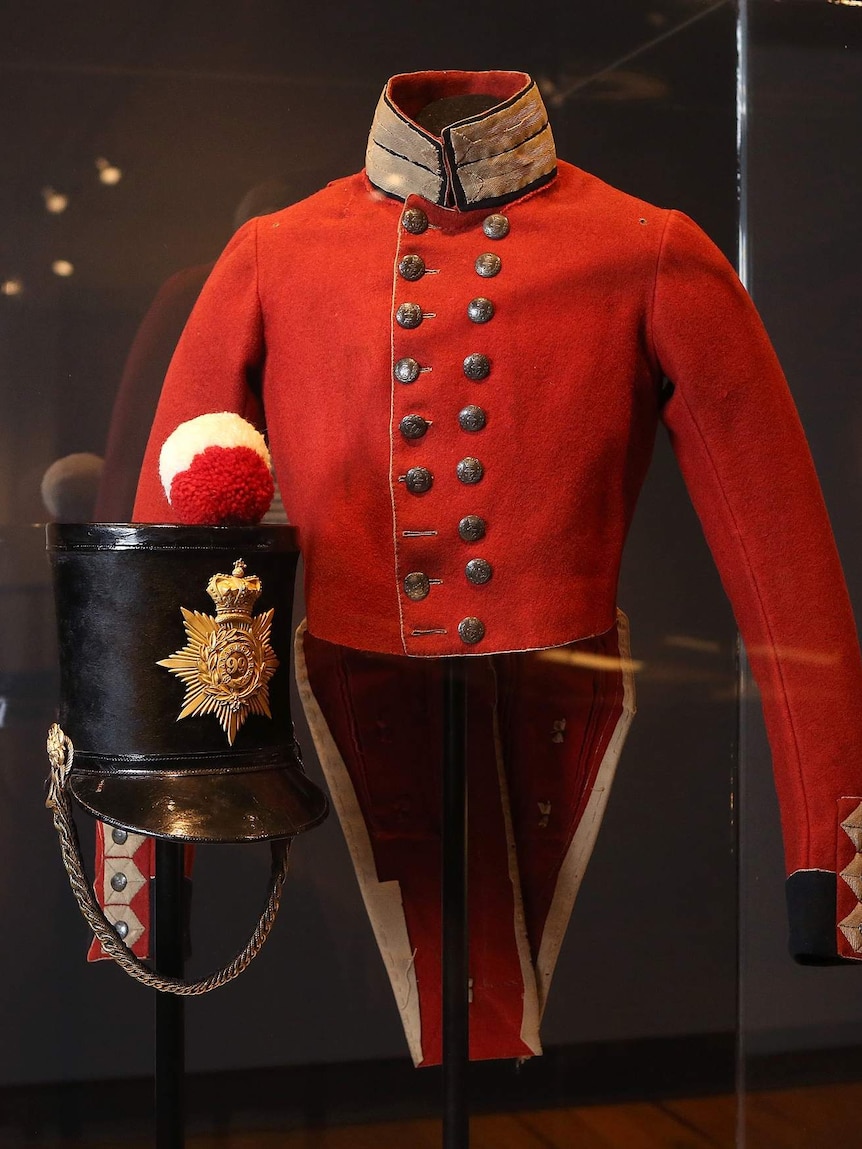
442, 658, 469, 1148
154, 839, 186, 1149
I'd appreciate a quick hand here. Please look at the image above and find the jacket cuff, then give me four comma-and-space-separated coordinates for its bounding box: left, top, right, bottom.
785, 798, 862, 965
785, 870, 849, 964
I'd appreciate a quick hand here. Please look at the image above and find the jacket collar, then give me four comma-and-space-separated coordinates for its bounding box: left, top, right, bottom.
365, 70, 557, 211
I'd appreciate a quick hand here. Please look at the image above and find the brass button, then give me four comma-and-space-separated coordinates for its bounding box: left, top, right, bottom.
400, 414, 429, 440
404, 572, 431, 600
482, 214, 510, 240
402, 207, 429, 235
405, 467, 433, 494
475, 253, 502, 277
394, 357, 421, 384
458, 617, 486, 644
465, 559, 493, 585
396, 302, 423, 329
467, 297, 494, 324
458, 405, 486, 432
459, 515, 486, 542
399, 254, 426, 281
463, 353, 490, 380
456, 457, 484, 485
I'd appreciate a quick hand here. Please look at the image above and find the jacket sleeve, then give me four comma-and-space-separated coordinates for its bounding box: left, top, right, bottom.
652, 208, 862, 963
132, 218, 265, 521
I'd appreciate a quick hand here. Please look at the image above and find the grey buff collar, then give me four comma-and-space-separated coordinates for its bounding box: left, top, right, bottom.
365, 74, 557, 211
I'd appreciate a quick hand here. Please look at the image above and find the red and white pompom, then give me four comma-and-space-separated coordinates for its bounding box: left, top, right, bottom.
159, 413, 274, 525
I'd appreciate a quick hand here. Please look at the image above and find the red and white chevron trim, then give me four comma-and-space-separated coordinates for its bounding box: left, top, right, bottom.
88, 823, 154, 960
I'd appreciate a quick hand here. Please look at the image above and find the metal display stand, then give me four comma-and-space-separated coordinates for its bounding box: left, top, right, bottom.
154, 840, 186, 1149
442, 658, 470, 1148
148, 664, 472, 1149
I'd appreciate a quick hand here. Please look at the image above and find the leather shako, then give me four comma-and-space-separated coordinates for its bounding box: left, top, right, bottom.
47, 523, 328, 842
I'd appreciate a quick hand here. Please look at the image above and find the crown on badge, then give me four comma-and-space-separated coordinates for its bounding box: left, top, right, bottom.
206, 559, 262, 623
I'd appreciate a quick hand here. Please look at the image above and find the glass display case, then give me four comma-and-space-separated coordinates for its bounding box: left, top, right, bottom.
3, 3, 858, 1146
737, 2, 862, 1145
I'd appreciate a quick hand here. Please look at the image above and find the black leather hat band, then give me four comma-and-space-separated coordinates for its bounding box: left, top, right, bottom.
72, 763, 301, 779
70, 746, 300, 775
47, 522, 300, 553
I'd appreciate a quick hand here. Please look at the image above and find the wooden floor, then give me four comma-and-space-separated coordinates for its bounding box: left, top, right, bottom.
35, 1081, 862, 1147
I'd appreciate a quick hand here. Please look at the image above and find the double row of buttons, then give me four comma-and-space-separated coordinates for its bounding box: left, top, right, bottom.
394, 206, 511, 644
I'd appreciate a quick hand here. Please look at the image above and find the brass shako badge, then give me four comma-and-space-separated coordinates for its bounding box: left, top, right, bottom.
158, 558, 278, 745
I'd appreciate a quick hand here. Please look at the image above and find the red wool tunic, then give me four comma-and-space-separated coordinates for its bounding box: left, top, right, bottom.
131, 69, 862, 1063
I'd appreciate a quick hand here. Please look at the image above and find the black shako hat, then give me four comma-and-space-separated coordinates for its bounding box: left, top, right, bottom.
47, 523, 328, 843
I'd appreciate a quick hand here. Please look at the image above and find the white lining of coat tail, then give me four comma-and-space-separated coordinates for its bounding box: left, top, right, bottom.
490, 664, 543, 1056
293, 620, 423, 1065
534, 609, 638, 1015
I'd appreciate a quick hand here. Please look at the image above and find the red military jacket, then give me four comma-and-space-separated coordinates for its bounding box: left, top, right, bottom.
133, 69, 862, 1015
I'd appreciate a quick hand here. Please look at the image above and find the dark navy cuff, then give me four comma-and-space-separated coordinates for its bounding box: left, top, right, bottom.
785, 870, 855, 966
